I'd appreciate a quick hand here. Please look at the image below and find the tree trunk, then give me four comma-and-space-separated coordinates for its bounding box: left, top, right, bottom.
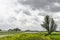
45, 31, 52, 36
48, 31, 52, 35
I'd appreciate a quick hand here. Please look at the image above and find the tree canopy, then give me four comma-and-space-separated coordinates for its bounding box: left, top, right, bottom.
41, 15, 57, 35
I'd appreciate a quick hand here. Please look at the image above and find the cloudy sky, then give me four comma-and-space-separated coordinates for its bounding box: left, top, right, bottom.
0, 0, 60, 31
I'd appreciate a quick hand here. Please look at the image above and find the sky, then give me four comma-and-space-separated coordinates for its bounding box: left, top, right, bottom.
0, 0, 60, 31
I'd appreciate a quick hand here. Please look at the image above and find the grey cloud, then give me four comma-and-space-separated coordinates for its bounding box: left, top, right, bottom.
38, 12, 54, 16
8, 17, 16, 23
34, 18, 39, 22
50, 7, 60, 12
14, 9, 22, 14
55, 17, 60, 24
33, 17, 40, 22
48, 0, 60, 3
15, 10, 20, 13
18, 0, 60, 8
23, 10, 31, 16
19, 19, 27, 24
38, 13, 47, 16
0, 24, 9, 30
18, 0, 50, 9
18, 0, 60, 12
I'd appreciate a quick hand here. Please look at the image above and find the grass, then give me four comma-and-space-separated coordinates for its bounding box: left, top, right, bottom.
0, 33, 51, 40
0, 31, 60, 40
0, 31, 21, 35
50, 32, 60, 40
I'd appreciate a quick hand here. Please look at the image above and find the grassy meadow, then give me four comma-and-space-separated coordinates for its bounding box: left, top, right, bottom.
0, 31, 60, 40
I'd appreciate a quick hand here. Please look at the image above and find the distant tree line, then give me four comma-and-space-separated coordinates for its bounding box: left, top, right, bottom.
8, 28, 21, 32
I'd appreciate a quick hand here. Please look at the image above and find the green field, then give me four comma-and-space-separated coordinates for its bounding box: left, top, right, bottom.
0, 31, 60, 40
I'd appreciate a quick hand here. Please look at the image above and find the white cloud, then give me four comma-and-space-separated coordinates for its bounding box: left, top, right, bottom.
54, 2, 60, 7
0, 0, 60, 31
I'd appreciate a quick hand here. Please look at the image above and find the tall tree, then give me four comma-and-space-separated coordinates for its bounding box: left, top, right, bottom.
41, 15, 57, 35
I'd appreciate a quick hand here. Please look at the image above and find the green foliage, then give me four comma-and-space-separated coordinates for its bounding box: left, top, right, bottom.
0, 29, 2, 31
49, 32, 60, 40
0, 32, 60, 40
41, 15, 50, 31
13, 28, 21, 32
8, 28, 21, 32
50, 18, 57, 32
0, 33, 51, 40
8, 29, 13, 31
41, 15, 57, 35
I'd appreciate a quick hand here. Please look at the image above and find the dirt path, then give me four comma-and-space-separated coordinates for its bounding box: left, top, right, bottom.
0, 34, 14, 38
